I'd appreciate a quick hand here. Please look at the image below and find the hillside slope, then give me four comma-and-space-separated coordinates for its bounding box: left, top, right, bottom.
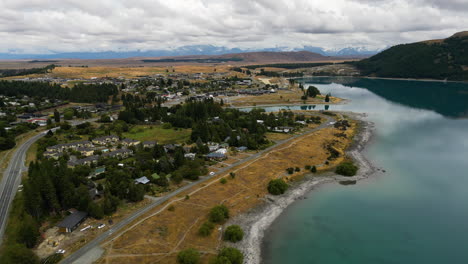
355, 32, 468, 81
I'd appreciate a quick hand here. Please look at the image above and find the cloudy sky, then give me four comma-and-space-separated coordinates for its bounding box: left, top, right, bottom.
1, 0, 467, 54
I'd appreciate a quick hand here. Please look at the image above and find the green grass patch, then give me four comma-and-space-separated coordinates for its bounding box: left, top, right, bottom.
123, 125, 191, 144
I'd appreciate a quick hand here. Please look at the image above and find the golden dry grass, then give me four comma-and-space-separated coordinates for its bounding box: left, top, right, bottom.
97, 122, 356, 264
9, 65, 233, 80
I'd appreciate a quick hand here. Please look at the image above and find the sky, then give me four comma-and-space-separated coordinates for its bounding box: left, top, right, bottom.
1, 0, 467, 54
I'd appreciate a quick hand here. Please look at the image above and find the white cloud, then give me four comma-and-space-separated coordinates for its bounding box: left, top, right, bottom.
0, 0, 467, 53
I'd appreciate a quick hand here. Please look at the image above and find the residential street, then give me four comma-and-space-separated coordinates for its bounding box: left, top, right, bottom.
62, 115, 334, 264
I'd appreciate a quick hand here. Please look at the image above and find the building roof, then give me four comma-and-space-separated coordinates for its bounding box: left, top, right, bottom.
57, 211, 88, 228
135, 176, 150, 184
206, 152, 226, 158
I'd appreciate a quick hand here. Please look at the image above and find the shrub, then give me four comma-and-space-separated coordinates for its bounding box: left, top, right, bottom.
220, 178, 227, 184
162, 123, 172, 129
223, 225, 244, 242
286, 167, 294, 174
267, 179, 288, 195
209, 205, 229, 223
177, 248, 200, 264
216, 247, 243, 264
311, 166, 317, 173
168, 205, 175, 211
305, 165, 311, 170
294, 167, 300, 172
335, 162, 358, 176
229, 172, 236, 179
198, 221, 215, 237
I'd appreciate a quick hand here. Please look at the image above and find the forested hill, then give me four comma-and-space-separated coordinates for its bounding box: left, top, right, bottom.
354, 32, 468, 81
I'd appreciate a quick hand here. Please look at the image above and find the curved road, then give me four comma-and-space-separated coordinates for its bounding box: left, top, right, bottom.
61, 115, 335, 264
0, 130, 48, 242
0, 119, 96, 245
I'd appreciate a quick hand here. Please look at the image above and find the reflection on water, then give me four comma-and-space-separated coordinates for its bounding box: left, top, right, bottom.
262, 77, 468, 264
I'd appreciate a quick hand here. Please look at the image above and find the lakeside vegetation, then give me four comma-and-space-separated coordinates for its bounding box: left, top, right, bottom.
354, 33, 468, 81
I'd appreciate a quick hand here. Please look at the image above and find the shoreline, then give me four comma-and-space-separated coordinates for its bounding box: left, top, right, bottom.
227, 114, 377, 264
294, 75, 468, 84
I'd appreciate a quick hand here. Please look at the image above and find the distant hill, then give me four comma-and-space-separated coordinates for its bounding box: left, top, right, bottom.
355, 31, 468, 81
0, 45, 378, 60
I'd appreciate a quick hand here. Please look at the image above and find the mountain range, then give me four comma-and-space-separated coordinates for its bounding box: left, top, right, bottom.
0, 45, 380, 60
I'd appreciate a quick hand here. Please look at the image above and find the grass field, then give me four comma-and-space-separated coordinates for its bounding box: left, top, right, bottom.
96, 119, 357, 264
228, 88, 342, 107
123, 125, 191, 144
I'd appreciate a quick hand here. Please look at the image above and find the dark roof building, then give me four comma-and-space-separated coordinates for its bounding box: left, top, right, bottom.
57, 211, 88, 233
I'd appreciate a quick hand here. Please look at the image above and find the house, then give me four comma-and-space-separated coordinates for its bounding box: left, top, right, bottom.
142, 141, 156, 149
57, 211, 88, 233
273, 126, 294, 133
43, 151, 63, 160
164, 144, 177, 153
208, 143, 219, 152
67, 155, 99, 168
184, 153, 196, 160
121, 138, 141, 147
236, 146, 248, 152
88, 188, 102, 200
215, 148, 228, 155
77, 147, 95, 157
206, 152, 227, 160
92, 135, 119, 145
102, 149, 133, 159
135, 176, 150, 185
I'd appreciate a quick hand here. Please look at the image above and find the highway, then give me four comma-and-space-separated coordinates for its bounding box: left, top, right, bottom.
61, 115, 335, 264
0, 130, 48, 242
0, 119, 96, 245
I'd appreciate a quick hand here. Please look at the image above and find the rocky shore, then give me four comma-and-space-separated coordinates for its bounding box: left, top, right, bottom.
227, 116, 377, 264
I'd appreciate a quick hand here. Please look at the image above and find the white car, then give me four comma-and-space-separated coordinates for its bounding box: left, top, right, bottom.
209, 172, 215, 176
56, 249, 66, 254
97, 223, 106, 229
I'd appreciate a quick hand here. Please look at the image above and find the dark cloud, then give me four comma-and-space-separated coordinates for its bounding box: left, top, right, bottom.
0, 0, 466, 53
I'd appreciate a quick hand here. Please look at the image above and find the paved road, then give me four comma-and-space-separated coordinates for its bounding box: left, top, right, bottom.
0, 131, 48, 242
0, 119, 97, 245
62, 115, 335, 264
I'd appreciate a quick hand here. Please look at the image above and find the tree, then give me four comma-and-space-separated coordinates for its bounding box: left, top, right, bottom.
63, 109, 74, 120
209, 205, 229, 223
306, 86, 321, 98
325, 93, 331, 102
16, 214, 40, 248
267, 179, 288, 195
335, 162, 358, 176
54, 109, 60, 123
214, 247, 243, 264
311, 165, 317, 173
198, 221, 215, 237
127, 183, 145, 202
177, 248, 200, 264
87, 202, 104, 219
1, 244, 40, 264
223, 225, 244, 242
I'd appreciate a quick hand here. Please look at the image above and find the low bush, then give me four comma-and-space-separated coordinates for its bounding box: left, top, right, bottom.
177, 248, 200, 264
223, 225, 244, 242
335, 162, 358, 176
209, 205, 229, 223
198, 221, 215, 237
267, 179, 288, 195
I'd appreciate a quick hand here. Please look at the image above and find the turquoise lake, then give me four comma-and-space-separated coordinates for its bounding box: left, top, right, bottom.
258, 77, 468, 264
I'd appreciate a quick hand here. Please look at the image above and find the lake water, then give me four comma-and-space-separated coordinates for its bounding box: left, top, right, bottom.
258, 77, 468, 264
